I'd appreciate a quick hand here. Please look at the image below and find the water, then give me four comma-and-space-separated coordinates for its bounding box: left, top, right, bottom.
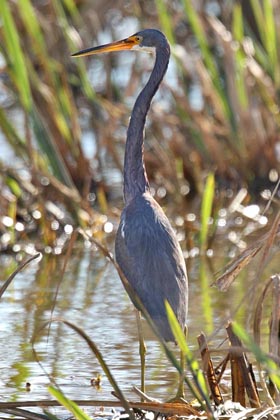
0, 227, 277, 408
0, 246, 183, 403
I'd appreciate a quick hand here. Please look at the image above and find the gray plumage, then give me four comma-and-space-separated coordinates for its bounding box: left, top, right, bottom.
115, 29, 188, 341
116, 192, 188, 341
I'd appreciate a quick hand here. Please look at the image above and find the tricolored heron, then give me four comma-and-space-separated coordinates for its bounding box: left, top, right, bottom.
72, 29, 188, 399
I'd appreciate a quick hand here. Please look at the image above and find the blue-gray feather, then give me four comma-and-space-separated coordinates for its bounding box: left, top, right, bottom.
115, 29, 188, 342
116, 193, 188, 341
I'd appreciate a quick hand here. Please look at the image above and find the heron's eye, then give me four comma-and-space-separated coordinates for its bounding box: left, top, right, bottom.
135, 36, 141, 42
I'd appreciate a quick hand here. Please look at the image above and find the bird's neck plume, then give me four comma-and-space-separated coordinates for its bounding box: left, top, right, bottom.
124, 44, 170, 203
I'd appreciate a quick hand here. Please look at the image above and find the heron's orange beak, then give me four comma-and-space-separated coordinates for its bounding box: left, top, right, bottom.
71, 35, 141, 58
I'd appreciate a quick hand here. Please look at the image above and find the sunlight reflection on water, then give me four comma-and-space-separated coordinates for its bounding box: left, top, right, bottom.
0, 232, 278, 406
0, 249, 182, 402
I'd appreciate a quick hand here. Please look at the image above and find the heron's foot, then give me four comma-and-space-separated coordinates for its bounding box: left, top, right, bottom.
167, 374, 187, 403
167, 395, 188, 404
167, 386, 187, 404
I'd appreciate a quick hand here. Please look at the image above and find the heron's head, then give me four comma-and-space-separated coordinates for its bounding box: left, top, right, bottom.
72, 29, 168, 58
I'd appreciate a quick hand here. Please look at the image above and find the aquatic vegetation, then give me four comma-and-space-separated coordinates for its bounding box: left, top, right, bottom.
0, 1, 280, 419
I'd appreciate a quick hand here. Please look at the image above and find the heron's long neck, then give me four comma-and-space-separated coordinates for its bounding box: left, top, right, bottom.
123, 45, 170, 203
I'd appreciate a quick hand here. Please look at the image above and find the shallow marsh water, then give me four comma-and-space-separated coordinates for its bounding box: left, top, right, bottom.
1, 91, 278, 413
0, 221, 277, 407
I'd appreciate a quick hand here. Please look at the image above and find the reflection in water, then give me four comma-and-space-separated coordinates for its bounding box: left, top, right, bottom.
0, 240, 276, 404
0, 247, 180, 402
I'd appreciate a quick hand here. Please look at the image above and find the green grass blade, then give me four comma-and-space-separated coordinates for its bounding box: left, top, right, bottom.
165, 302, 195, 362
48, 386, 92, 420
200, 172, 215, 250
155, 0, 176, 45
165, 301, 211, 408
232, 322, 280, 388
1, 0, 32, 111
18, 0, 79, 134
181, 0, 230, 120
6, 176, 22, 198
250, 0, 280, 85
182, 0, 216, 75
17, 0, 45, 50
232, 2, 244, 41
199, 260, 213, 334
263, 0, 276, 66
232, 3, 248, 108
53, 0, 96, 102
31, 109, 76, 188
249, 0, 264, 45
62, 0, 81, 21
263, 0, 279, 85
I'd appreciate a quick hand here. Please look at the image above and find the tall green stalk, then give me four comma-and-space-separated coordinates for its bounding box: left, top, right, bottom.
181, 0, 231, 121
200, 173, 215, 251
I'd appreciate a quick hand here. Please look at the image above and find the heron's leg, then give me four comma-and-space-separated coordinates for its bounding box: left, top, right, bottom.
136, 310, 146, 396
174, 325, 188, 401
175, 347, 186, 399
